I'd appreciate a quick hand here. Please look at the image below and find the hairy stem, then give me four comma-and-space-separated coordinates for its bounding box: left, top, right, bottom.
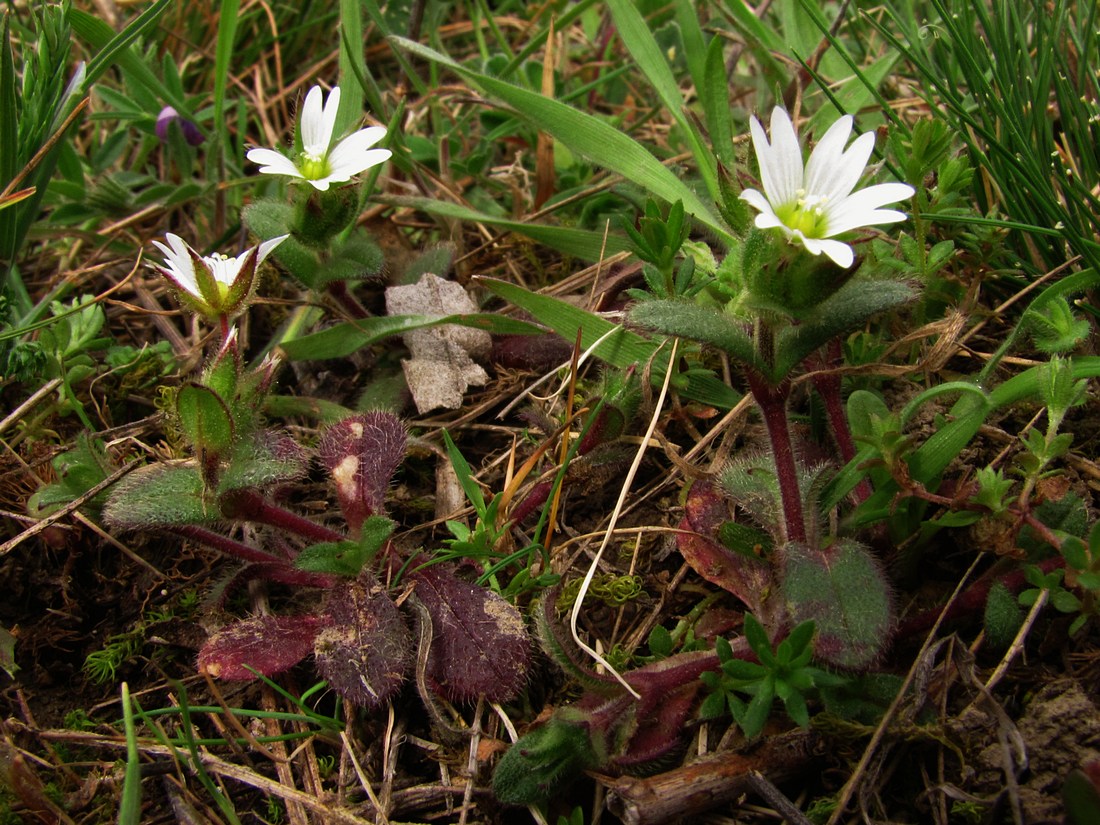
746, 370, 806, 545
223, 489, 345, 543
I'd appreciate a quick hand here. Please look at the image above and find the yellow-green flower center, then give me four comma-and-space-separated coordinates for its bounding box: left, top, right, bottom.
298, 152, 330, 181
774, 189, 831, 238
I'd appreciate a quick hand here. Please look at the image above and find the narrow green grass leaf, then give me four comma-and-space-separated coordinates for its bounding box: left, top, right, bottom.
481, 278, 742, 409
279, 313, 546, 361
673, 0, 709, 95
390, 36, 731, 243
701, 36, 735, 169
212, 0, 240, 150
118, 683, 142, 825
381, 195, 631, 261
70, 5, 193, 120
606, 0, 718, 199
0, 14, 18, 272
79, 0, 172, 89
336, 0, 366, 136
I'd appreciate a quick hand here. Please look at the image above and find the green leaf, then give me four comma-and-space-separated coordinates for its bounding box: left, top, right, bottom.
380, 195, 632, 261
774, 279, 916, 380
628, 299, 763, 372
103, 463, 214, 529
483, 278, 742, 409
279, 312, 545, 361
295, 517, 394, 577
782, 539, 893, 670
441, 429, 485, 513
606, 0, 717, 198
389, 36, 730, 242
177, 383, 235, 454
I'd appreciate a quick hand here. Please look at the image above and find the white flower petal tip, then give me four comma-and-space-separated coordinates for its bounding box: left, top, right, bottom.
741, 106, 914, 268
247, 84, 391, 189
150, 234, 286, 318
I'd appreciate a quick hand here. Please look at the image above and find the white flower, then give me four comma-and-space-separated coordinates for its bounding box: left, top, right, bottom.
740, 107, 915, 268
151, 233, 287, 317
246, 86, 392, 191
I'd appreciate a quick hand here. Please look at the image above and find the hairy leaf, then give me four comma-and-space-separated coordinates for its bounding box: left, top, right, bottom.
198, 614, 326, 680
102, 461, 215, 529
410, 565, 530, 702
313, 575, 412, 707
318, 412, 407, 532
677, 482, 772, 617
781, 539, 893, 670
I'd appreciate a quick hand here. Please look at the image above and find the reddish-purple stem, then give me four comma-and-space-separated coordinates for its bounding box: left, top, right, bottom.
895, 555, 1066, 639
327, 280, 369, 319
811, 339, 873, 505
169, 526, 336, 588
746, 371, 806, 545
224, 489, 345, 543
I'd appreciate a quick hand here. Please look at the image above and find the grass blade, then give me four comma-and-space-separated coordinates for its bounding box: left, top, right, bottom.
118, 683, 142, 825
390, 36, 731, 244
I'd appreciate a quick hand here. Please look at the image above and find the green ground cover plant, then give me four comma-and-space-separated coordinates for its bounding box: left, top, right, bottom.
2, 0, 1099, 822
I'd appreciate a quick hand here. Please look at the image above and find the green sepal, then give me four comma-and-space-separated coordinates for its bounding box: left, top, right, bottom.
295, 186, 358, 248
242, 200, 319, 286
492, 712, 603, 806
176, 383, 235, 456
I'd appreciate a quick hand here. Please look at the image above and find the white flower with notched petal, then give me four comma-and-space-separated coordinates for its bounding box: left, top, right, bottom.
740, 107, 915, 269
246, 86, 392, 191
151, 233, 287, 319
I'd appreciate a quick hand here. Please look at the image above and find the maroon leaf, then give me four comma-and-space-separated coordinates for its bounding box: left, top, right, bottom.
198, 614, 326, 680
313, 574, 412, 707
678, 481, 772, 616
409, 564, 530, 702
318, 412, 406, 532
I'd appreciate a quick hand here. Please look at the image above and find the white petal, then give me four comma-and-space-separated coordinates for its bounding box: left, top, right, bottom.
806, 124, 873, 203
825, 183, 914, 234
246, 147, 304, 178
753, 211, 785, 230
802, 236, 854, 268
257, 235, 289, 264
299, 86, 328, 157
765, 107, 804, 207
750, 113, 793, 210
319, 86, 341, 151
739, 188, 772, 214
326, 140, 392, 181
152, 234, 200, 295
304, 176, 333, 192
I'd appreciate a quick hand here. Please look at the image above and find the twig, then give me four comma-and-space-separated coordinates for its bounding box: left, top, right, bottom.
602, 729, 819, 825
0, 459, 139, 557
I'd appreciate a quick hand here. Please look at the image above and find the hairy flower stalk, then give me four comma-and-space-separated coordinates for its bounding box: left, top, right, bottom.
741, 107, 915, 268
246, 85, 392, 191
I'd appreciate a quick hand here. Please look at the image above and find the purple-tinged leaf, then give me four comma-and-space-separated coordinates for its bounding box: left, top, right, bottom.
781, 538, 893, 670
318, 412, 407, 532
199, 614, 326, 680
410, 564, 530, 702
678, 482, 772, 616
313, 574, 412, 707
